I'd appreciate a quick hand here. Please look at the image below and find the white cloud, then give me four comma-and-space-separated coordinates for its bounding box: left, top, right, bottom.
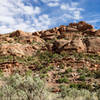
0, 0, 84, 34
73, 10, 82, 20
41, 0, 59, 3
87, 19, 100, 23
71, 2, 79, 7
0, 16, 15, 25
61, 2, 79, 11
0, 26, 14, 34
60, 2, 84, 20
60, 4, 67, 10
41, 0, 60, 7
33, 7, 41, 14
32, 14, 51, 30
47, 2, 59, 7
23, 6, 34, 15
0, 0, 51, 33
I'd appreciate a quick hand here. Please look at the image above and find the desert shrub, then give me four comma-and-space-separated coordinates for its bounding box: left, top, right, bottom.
0, 69, 3, 77
0, 73, 99, 100
70, 83, 78, 89
59, 85, 98, 100
0, 55, 13, 63
84, 53, 100, 63
70, 82, 92, 91
59, 63, 65, 69
94, 71, 100, 78
0, 73, 48, 100
97, 89, 100, 100
65, 68, 72, 73
56, 77, 69, 83
39, 51, 52, 63
77, 83, 92, 91
52, 53, 62, 59
40, 65, 53, 73
60, 51, 71, 58
78, 74, 86, 81
77, 67, 94, 78
40, 73, 48, 78
39, 51, 62, 63
72, 52, 84, 60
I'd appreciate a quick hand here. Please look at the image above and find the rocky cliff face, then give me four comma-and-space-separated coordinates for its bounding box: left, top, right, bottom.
0, 21, 100, 57
0, 21, 100, 89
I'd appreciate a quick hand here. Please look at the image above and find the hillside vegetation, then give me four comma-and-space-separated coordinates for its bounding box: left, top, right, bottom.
0, 21, 100, 100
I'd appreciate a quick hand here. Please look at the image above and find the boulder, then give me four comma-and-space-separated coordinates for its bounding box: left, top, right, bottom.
32, 36, 45, 43
83, 29, 96, 36
52, 39, 70, 52
46, 43, 53, 51
32, 32, 41, 37
58, 25, 67, 33
58, 32, 81, 40
95, 29, 100, 36
0, 43, 35, 57
41, 31, 56, 37
69, 23, 78, 28
69, 38, 86, 52
40, 31, 57, 40
4, 37, 14, 42
53, 38, 86, 53
10, 30, 28, 37
84, 37, 100, 53
43, 36, 56, 40
66, 27, 79, 32
19, 35, 45, 44
77, 21, 93, 31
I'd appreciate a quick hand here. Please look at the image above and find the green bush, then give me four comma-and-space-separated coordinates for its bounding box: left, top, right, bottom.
70, 83, 78, 89
70, 82, 92, 91
65, 68, 72, 73
56, 77, 69, 83
94, 71, 100, 78
0, 73, 48, 100
0, 55, 13, 63
59, 85, 98, 100
0, 73, 99, 100
78, 74, 86, 81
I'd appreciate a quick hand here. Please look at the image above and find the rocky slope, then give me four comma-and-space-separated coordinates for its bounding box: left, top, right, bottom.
0, 21, 100, 91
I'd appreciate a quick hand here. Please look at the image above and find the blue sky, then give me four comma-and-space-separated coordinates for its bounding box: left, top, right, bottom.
0, 0, 100, 33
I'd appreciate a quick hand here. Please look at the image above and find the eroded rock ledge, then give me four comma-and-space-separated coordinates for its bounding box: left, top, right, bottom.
0, 21, 100, 57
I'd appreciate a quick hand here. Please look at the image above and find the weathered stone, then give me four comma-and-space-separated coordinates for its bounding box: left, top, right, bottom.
32, 36, 45, 43
77, 21, 93, 31
53, 39, 70, 52
85, 37, 100, 53
66, 27, 79, 32
83, 29, 96, 36
0, 43, 35, 57
20, 35, 45, 44
32, 32, 41, 37
58, 25, 67, 33
53, 38, 86, 53
43, 36, 56, 40
69, 23, 78, 28
41, 31, 56, 37
95, 29, 100, 36
10, 30, 28, 37
4, 37, 14, 42
69, 38, 86, 52
46, 43, 53, 51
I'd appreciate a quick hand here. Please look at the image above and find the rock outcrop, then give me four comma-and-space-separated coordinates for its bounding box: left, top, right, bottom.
0, 43, 35, 57
0, 21, 100, 87
9, 30, 29, 37
0, 21, 100, 56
